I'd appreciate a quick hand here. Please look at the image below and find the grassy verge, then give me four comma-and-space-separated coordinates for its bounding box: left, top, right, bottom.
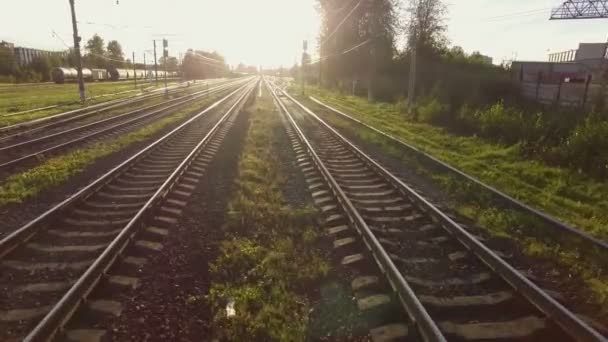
301, 87, 608, 314
302, 87, 608, 240
206, 91, 331, 340
0, 95, 218, 207
0, 81, 181, 127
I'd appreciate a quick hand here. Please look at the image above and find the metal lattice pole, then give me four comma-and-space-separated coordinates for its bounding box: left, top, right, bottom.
550, 0, 608, 20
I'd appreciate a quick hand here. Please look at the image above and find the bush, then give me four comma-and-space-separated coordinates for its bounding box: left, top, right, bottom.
417, 97, 448, 124
561, 114, 608, 178
0, 75, 15, 83
474, 101, 526, 143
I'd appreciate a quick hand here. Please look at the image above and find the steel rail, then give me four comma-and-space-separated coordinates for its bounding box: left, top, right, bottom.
308, 96, 608, 252
279, 88, 606, 342
0, 78, 237, 141
0, 80, 254, 259
0, 89, 163, 135
0, 80, 245, 169
0, 81, 244, 156
0, 78, 230, 135
266, 79, 447, 342
0, 79, 246, 151
23, 79, 259, 342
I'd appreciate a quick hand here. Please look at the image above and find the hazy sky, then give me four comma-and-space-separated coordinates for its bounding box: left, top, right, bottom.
1, 0, 607, 67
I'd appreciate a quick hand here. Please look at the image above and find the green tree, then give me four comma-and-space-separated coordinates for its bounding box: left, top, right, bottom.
406, 0, 448, 54
160, 56, 179, 72
106, 40, 124, 67
317, 0, 398, 100
449, 46, 466, 60
85, 34, 106, 68
181, 49, 228, 80
30, 55, 52, 81
468, 51, 491, 65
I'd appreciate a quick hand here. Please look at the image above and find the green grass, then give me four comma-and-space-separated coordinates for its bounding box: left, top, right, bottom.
0, 81, 177, 127
300, 86, 608, 314
303, 86, 608, 241
206, 90, 331, 341
0, 96, 217, 207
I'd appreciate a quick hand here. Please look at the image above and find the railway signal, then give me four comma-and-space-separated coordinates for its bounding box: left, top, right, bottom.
132, 52, 137, 88
163, 39, 169, 96
302, 40, 309, 95
153, 40, 159, 85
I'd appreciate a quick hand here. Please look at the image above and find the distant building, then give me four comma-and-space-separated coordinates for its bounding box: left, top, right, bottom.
14, 46, 68, 66
548, 43, 608, 62
0, 41, 15, 52
511, 42, 608, 107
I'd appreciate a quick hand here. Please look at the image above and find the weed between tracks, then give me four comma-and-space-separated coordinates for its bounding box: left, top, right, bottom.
302, 92, 608, 314
206, 92, 332, 340
0, 95, 218, 207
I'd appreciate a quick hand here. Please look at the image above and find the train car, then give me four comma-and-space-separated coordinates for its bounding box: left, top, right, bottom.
107, 68, 130, 81
52, 67, 93, 84
91, 68, 108, 81
134, 69, 147, 79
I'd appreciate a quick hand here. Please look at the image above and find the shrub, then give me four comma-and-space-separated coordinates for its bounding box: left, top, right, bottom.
474, 101, 526, 143
561, 114, 608, 178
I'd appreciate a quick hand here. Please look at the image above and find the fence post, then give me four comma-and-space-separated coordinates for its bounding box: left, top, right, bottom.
556, 76, 563, 106
535, 71, 542, 101
582, 74, 592, 108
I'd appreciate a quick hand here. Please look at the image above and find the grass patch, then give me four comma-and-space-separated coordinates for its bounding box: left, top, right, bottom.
0, 81, 181, 127
206, 90, 331, 341
301, 87, 608, 313
303, 87, 608, 241
0, 95, 218, 207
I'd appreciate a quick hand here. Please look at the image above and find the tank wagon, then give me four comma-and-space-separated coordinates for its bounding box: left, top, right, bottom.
52, 67, 178, 84
51, 67, 93, 84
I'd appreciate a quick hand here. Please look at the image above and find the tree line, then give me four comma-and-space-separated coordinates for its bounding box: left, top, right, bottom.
311, 0, 608, 179
0, 34, 182, 83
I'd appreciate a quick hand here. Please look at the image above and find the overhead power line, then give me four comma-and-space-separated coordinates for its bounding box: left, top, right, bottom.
192, 52, 224, 64
51, 30, 72, 49
482, 8, 550, 22
311, 38, 372, 65
85, 52, 126, 64
188, 53, 227, 69
78, 20, 154, 31
325, 0, 357, 14
320, 0, 362, 46
482, 7, 551, 20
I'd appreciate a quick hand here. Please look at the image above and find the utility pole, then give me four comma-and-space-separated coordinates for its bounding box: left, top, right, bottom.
406, 0, 421, 111
407, 35, 417, 110
132, 52, 137, 88
318, 45, 322, 88
68, 0, 86, 103
367, 0, 376, 102
153, 40, 159, 85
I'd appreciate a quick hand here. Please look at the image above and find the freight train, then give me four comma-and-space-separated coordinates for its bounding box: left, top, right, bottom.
51, 67, 178, 84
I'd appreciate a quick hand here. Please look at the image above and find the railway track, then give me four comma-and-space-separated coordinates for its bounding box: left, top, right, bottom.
0, 78, 229, 137
0, 78, 258, 341
267, 79, 606, 342
305, 96, 608, 259
0, 78, 251, 171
